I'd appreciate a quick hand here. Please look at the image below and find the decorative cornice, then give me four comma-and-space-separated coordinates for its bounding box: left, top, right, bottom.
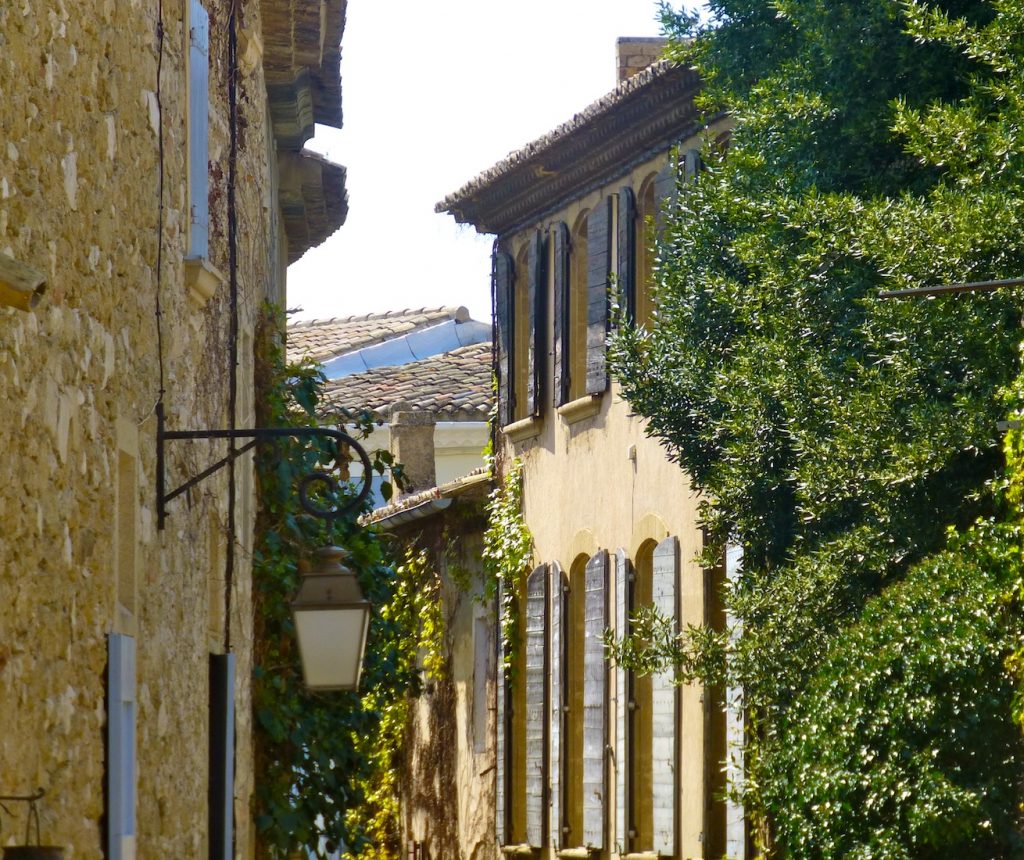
436, 62, 707, 236
261, 0, 346, 151
279, 149, 348, 264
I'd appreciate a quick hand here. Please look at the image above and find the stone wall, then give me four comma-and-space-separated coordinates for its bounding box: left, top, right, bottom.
0, 1, 279, 855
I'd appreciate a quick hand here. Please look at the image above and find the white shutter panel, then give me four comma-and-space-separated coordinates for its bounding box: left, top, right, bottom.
725, 543, 746, 860
614, 549, 629, 854
188, 0, 210, 259
582, 550, 608, 849
495, 578, 508, 845
651, 537, 680, 855
549, 562, 566, 851
107, 633, 137, 860
525, 564, 547, 847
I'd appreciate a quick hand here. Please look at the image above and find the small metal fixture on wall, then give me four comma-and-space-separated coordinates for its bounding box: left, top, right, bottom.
156, 403, 375, 690
0, 788, 64, 859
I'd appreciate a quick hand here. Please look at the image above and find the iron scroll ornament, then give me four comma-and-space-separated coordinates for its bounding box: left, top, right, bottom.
156, 403, 373, 529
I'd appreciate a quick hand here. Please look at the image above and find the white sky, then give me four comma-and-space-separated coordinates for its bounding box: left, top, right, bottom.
286, 1, 674, 324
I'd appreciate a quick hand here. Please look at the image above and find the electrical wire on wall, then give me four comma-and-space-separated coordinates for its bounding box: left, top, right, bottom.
154, 0, 167, 408
224, 0, 241, 652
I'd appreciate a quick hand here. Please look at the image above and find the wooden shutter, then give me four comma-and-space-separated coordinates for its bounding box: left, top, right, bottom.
725, 543, 746, 860
586, 197, 613, 395
683, 147, 704, 183
582, 550, 609, 849
552, 222, 571, 407
525, 564, 547, 847
495, 577, 508, 845
188, 0, 210, 258
613, 549, 630, 854
617, 188, 637, 326
549, 562, 566, 850
107, 633, 137, 860
493, 247, 515, 428
651, 537, 680, 855
526, 231, 546, 417
654, 154, 679, 237
209, 653, 236, 860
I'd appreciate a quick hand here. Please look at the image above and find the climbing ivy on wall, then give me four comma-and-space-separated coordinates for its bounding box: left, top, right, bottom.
609, 1, 1024, 855
251, 307, 425, 859
481, 457, 533, 674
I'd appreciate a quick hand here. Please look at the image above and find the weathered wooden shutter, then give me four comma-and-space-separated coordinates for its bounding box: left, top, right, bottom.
493, 247, 515, 427
107, 633, 137, 860
651, 537, 680, 855
585, 197, 613, 395
617, 188, 637, 326
683, 147, 704, 183
188, 0, 210, 258
526, 231, 546, 417
725, 543, 746, 860
525, 564, 547, 847
613, 549, 630, 854
209, 653, 236, 860
495, 577, 508, 845
582, 550, 609, 849
552, 222, 571, 407
549, 562, 566, 850
654, 154, 679, 237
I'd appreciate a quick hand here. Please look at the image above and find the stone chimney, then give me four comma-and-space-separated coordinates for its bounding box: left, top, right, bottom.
616, 37, 669, 82
389, 401, 436, 496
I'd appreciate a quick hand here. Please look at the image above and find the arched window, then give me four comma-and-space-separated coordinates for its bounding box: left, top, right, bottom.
635, 173, 657, 328
628, 540, 656, 852
561, 552, 589, 846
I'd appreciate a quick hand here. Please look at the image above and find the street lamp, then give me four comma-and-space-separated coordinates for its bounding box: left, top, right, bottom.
155, 403, 375, 691
291, 546, 371, 691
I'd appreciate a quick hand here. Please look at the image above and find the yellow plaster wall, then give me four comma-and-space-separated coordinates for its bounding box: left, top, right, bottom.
501, 136, 724, 859
0, 1, 276, 855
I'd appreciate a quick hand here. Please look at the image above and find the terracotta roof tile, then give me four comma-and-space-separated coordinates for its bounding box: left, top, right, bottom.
320, 342, 493, 420
286, 306, 469, 364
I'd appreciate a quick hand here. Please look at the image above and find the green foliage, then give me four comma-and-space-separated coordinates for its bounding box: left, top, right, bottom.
252, 308, 421, 859
343, 547, 447, 859
481, 458, 533, 673
611, 1, 1024, 854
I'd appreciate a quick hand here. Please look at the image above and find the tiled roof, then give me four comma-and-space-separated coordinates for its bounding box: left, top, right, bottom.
361, 467, 492, 528
435, 61, 706, 235
320, 342, 492, 420
287, 306, 469, 364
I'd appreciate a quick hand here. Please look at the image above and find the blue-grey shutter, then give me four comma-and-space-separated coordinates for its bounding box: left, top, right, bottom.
582, 550, 609, 849
495, 577, 508, 845
654, 154, 679, 237
725, 543, 746, 860
209, 653, 236, 860
188, 0, 210, 259
526, 231, 546, 417
525, 564, 547, 847
651, 537, 680, 855
552, 222, 571, 407
107, 633, 137, 860
614, 549, 629, 854
586, 198, 613, 395
549, 562, 566, 851
683, 147, 704, 183
493, 247, 515, 427
617, 189, 637, 326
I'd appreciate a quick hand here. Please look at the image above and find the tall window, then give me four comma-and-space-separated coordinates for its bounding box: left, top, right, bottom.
628, 541, 656, 852
636, 174, 657, 327
568, 214, 589, 402
561, 553, 589, 846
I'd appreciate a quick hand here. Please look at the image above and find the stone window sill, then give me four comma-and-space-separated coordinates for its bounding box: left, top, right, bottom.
500, 845, 534, 857
623, 852, 661, 860
502, 415, 542, 443
185, 256, 226, 309
556, 849, 592, 859
557, 394, 602, 424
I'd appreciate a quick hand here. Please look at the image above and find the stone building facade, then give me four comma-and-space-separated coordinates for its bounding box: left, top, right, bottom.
0, 0, 345, 856
439, 45, 740, 860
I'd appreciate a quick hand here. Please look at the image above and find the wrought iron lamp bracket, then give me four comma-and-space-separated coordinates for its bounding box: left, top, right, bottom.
156, 403, 372, 530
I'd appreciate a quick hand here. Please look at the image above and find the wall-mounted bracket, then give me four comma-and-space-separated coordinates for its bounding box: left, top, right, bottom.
156, 403, 372, 530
